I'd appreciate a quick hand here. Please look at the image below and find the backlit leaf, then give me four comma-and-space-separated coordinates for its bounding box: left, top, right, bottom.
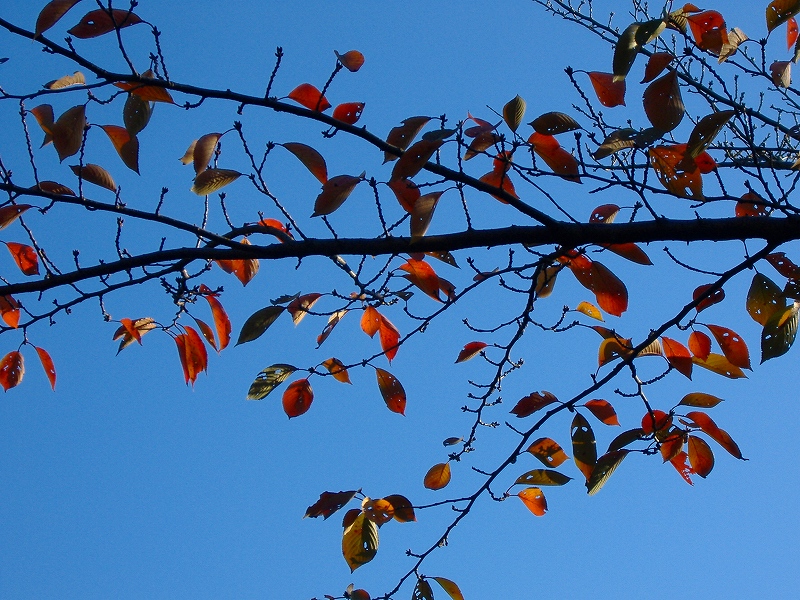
659, 429, 685, 462
685, 110, 736, 160
114, 78, 174, 104
693, 283, 725, 312
100, 125, 139, 173
383, 494, 416, 522
287, 293, 322, 326
705, 324, 751, 369
529, 133, 581, 182
679, 392, 724, 408
391, 139, 442, 181
766, 252, 800, 279
692, 353, 747, 379
588, 72, 626, 107
33, 346, 56, 391
400, 258, 441, 301
761, 302, 799, 362
670, 451, 695, 485
587, 450, 628, 495
641, 52, 673, 83
193, 132, 222, 175
335, 50, 365, 72
686, 411, 744, 459
322, 357, 351, 384
526, 438, 569, 467
333, 102, 365, 125
413, 578, 434, 600
0, 295, 21, 328
342, 512, 378, 572
583, 399, 620, 425
571, 413, 597, 482
767, 0, 800, 33
747, 273, 785, 326
643, 71, 684, 132
283, 142, 328, 183
387, 178, 420, 213
423, 462, 451, 490
592, 129, 637, 160
687, 10, 728, 55
70, 164, 116, 191
688, 435, 714, 477
0, 351, 24, 391
607, 428, 646, 453
478, 170, 519, 202
770, 60, 792, 87
502, 95, 526, 132
411, 192, 443, 240
198, 288, 231, 351
44, 71, 85, 90
236, 306, 284, 345
312, 174, 361, 216
35, 0, 83, 37
649, 145, 703, 199
518, 488, 547, 517
510, 390, 558, 418
288, 83, 331, 111
191, 168, 242, 195
177, 326, 207, 386
246, 364, 296, 400
67, 8, 142, 38
530, 111, 580, 135
661, 336, 693, 379
362, 497, 395, 525
29, 104, 54, 147
464, 131, 501, 160
375, 367, 406, 415
384, 116, 431, 163
282, 378, 313, 418
6, 242, 39, 276
534, 265, 559, 298
514, 469, 572, 486
431, 577, 465, 600
113, 317, 156, 353
317, 309, 346, 347
304, 489, 358, 519
456, 341, 487, 363
123, 93, 152, 135
193, 317, 217, 351
216, 238, 259, 286
591, 261, 628, 316
718, 27, 747, 63
736, 192, 769, 218
378, 314, 400, 362
51, 105, 86, 161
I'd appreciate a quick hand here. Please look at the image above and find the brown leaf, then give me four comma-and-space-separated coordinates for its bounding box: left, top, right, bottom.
193, 133, 222, 175
322, 357, 351, 384
283, 142, 328, 183
641, 52, 673, 83
68, 8, 142, 38
123, 93, 152, 135
529, 111, 580, 135
51, 105, 86, 161
390, 139, 443, 181
383, 116, 431, 163
70, 163, 116, 191
44, 71, 85, 90
35, 0, 83, 37
375, 367, 406, 415
410, 192, 443, 240
423, 462, 451, 490
100, 125, 139, 173
571, 413, 597, 482
511, 390, 558, 418
312, 174, 361, 216
0, 205, 31, 230
191, 168, 242, 195
287, 293, 322, 325
643, 71, 684, 132
304, 489, 358, 519
526, 438, 569, 467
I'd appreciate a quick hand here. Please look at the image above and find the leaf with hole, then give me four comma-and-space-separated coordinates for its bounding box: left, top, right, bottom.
514, 469, 572, 486
341, 512, 378, 572
518, 488, 547, 517
375, 368, 406, 415
571, 413, 597, 482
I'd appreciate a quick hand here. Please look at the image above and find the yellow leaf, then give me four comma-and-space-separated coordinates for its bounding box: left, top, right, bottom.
576, 301, 604, 321
341, 512, 378, 572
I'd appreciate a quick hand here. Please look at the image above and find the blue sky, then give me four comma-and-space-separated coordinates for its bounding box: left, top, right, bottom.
1, 1, 798, 599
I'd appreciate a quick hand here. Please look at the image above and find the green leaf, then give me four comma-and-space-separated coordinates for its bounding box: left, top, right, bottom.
246, 363, 296, 400
514, 469, 572, 486
761, 302, 799, 362
747, 273, 786, 326
236, 306, 284, 345
587, 450, 628, 495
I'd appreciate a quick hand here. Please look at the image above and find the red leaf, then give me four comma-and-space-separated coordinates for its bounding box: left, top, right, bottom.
511, 391, 558, 418
288, 83, 331, 111
332, 102, 365, 125
33, 346, 56, 390
282, 378, 314, 418
378, 314, 400, 362
705, 324, 751, 369
587, 72, 626, 107
661, 336, 693, 379
193, 317, 218, 351
478, 170, 519, 203
789, 17, 799, 50
766, 252, 800, 279
528, 133, 581, 182
119, 317, 143, 345
304, 489, 358, 519
456, 341, 487, 363
590, 262, 628, 317
35, 0, 83, 37
603, 243, 652, 265
589, 204, 620, 224
215, 238, 259, 286
312, 174, 361, 217
583, 399, 620, 426
641, 52, 673, 84
688, 435, 714, 478
6, 242, 40, 276
376, 367, 406, 415
735, 192, 769, 217
686, 10, 728, 55
693, 283, 725, 312
694, 151, 716, 174
660, 430, 685, 462
0, 350, 24, 391
669, 451, 695, 485
688, 330, 712, 360
686, 411, 744, 459
67, 8, 142, 38
641, 410, 671, 434
390, 139, 443, 181
0, 295, 21, 328
387, 178, 420, 213
199, 289, 231, 351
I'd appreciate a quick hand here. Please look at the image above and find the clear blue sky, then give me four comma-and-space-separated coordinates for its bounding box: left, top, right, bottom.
1, 1, 798, 599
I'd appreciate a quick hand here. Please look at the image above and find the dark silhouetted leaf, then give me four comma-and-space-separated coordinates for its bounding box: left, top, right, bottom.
236, 306, 284, 345
247, 364, 296, 400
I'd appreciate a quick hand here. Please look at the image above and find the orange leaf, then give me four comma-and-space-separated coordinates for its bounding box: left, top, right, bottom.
193, 317, 218, 351
529, 133, 581, 182
387, 178, 420, 213
288, 83, 331, 111
100, 124, 139, 173
518, 487, 547, 516
335, 50, 365, 72
6, 242, 39, 276
114, 79, 174, 104
661, 336, 693, 379
669, 451, 695, 485
591, 262, 628, 317
383, 494, 416, 522
257, 218, 293, 242
32, 346, 56, 391
198, 288, 231, 351
660, 430, 685, 462
70, 163, 117, 192
312, 174, 361, 216
510, 390, 558, 418
282, 142, 328, 183
399, 258, 441, 301
183, 326, 208, 386
603, 243, 652, 265
378, 314, 400, 362
322, 357, 351, 384
332, 102, 365, 125
362, 497, 394, 525
688, 330, 712, 359
215, 238, 259, 286
686, 10, 728, 54
478, 170, 519, 202
361, 306, 381, 337
0, 350, 24, 391
423, 462, 451, 490
119, 317, 143, 345
693, 283, 725, 312
282, 378, 314, 418
375, 367, 406, 414
175, 334, 190, 383
735, 192, 769, 217
287, 293, 322, 326
67, 8, 142, 38
583, 399, 620, 426
686, 411, 744, 459
789, 17, 799, 49
641, 409, 671, 434
317, 309, 347, 347
705, 324, 751, 369
112, 317, 156, 353
455, 341, 487, 363
587, 72, 626, 107
526, 437, 570, 467
0, 295, 21, 328
687, 435, 715, 478
649, 145, 703, 199
641, 52, 673, 83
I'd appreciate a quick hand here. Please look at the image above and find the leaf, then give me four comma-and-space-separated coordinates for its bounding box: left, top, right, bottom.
660, 429, 685, 463
736, 192, 769, 218
705, 324, 751, 369
179, 140, 197, 165
603, 243, 652, 265
375, 368, 406, 415
688, 435, 714, 478
304, 489, 358, 519
312, 174, 361, 216
100, 125, 139, 173
287, 293, 322, 326
478, 170, 519, 203
287, 83, 331, 111
341, 512, 378, 572
685, 111, 736, 160
518, 488, 548, 517
390, 139, 443, 181
70, 164, 116, 191
692, 353, 747, 379
51, 105, 86, 161
29, 104, 54, 147
669, 451, 695, 486
410, 191, 443, 240
791, 17, 800, 49
770, 61, 792, 88
443, 437, 463, 447
400, 258, 441, 301
535, 265, 559, 298
649, 145, 703, 200
191, 168, 242, 195
192, 132, 222, 175
34, 181, 75, 196
514, 469, 572, 486
333, 102, 365, 125
283, 142, 328, 183
592, 129, 637, 160
362, 497, 395, 525
761, 302, 799, 362
767, 0, 800, 33
643, 71, 684, 132
387, 178, 420, 213
383, 494, 416, 522
661, 336, 693, 379
529, 111, 580, 135
587, 450, 628, 495
0, 295, 21, 328
455, 341, 487, 363
747, 273, 785, 326
679, 392, 724, 408
766, 252, 800, 279
590, 262, 628, 316
322, 357, 351, 384
687, 10, 728, 55
571, 413, 597, 482
693, 283, 725, 312
431, 577, 465, 600
236, 306, 284, 345
589, 204, 620, 223
423, 462, 451, 490
413, 578, 435, 600
641, 52, 673, 83
216, 238, 259, 286
246, 364, 296, 400
113, 317, 156, 353
464, 131, 501, 160
718, 27, 748, 63
607, 428, 646, 453
510, 390, 558, 418
502, 95, 526, 132
0, 351, 24, 391
123, 93, 152, 135
6, 242, 39, 276
114, 74, 174, 104
176, 326, 207, 386
528, 133, 581, 182
199, 288, 231, 351
67, 8, 142, 38
193, 317, 217, 351
44, 71, 85, 90
583, 399, 620, 426
686, 411, 744, 459
588, 72, 626, 107
35, 0, 83, 37
360, 306, 381, 338
526, 438, 569, 467
383, 116, 431, 163
282, 378, 313, 418
613, 23, 642, 81
335, 50, 365, 72
316, 309, 346, 347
